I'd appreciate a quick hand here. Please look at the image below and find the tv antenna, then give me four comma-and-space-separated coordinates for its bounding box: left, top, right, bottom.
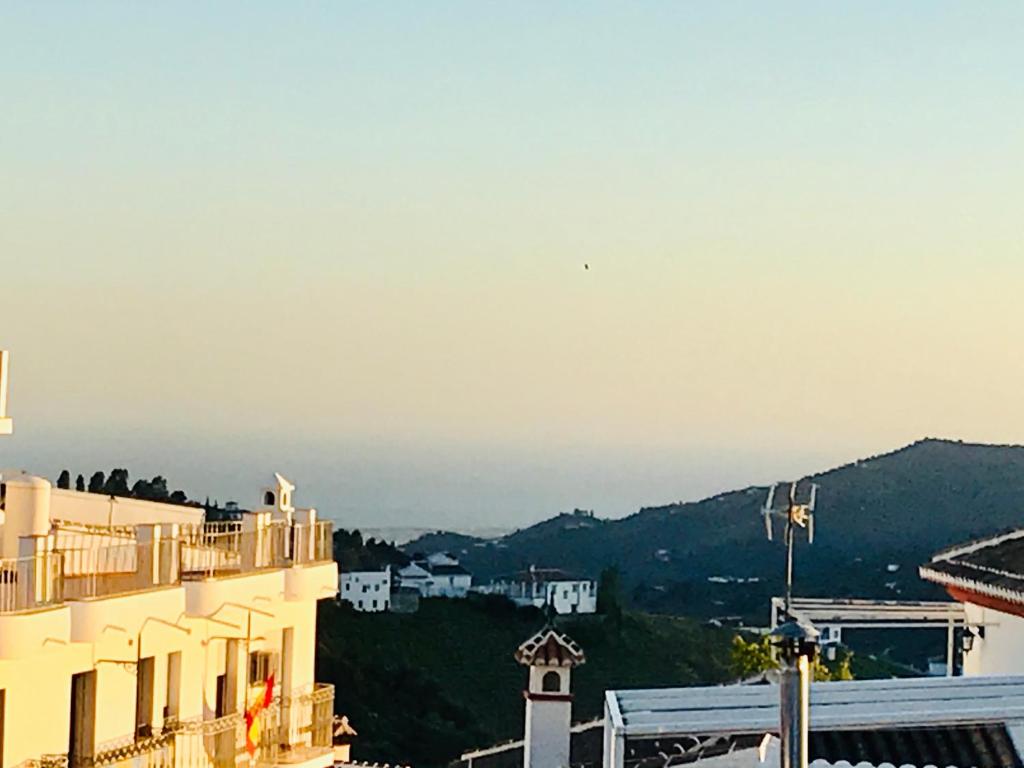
762, 480, 818, 618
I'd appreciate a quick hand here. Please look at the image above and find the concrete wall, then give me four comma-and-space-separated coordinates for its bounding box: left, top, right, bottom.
50, 488, 204, 527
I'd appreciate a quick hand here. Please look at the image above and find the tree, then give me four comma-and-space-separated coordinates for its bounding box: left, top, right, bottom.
729, 634, 854, 682
729, 635, 777, 680
75, 474, 85, 492
169, 490, 188, 504
597, 566, 624, 629
148, 476, 169, 501
88, 471, 106, 493
56, 470, 71, 489
104, 468, 130, 497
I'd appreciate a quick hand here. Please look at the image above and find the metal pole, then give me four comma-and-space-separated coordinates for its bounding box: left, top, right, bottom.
771, 622, 819, 768
785, 519, 793, 615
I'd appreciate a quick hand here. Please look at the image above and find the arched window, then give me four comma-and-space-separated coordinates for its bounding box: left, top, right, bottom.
542, 671, 561, 693
264, 491, 275, 506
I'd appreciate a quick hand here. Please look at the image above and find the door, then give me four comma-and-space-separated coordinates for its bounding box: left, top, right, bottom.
69, 672, 97, 768
135, 657, 155, 738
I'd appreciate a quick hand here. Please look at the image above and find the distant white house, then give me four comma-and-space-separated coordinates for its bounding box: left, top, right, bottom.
340, 567, 392, 612
397, 554, 472, 598
479, 566, 597, 614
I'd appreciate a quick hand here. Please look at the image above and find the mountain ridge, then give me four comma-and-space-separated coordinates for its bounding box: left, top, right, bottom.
406, 438, 1024, 621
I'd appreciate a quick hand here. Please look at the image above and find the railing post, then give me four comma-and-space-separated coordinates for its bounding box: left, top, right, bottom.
137, 525, 158, 586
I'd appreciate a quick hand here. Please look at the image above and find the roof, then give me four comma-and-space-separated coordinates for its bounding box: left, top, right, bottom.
637, 728, 1022, 768
430, 563, 471, 576
608, 675, 1024, 736
607, 677, 1024, 768
515, 627, 585, 667
459, 719, 603, 768
920, 528, 1024, 608
513, 567, 589, 584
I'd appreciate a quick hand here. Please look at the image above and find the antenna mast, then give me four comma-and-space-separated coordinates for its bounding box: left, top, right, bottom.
762, 480, 818, 617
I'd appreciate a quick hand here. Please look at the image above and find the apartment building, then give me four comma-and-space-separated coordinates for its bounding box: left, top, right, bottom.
0, 469, 338, 768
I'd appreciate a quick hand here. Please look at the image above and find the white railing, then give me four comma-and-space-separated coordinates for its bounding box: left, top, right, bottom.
180, 524, 289, 579
0, 553, 64, 613
292, 522, 333, 566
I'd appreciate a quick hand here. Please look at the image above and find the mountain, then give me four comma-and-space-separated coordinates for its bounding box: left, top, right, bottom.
406, 439, 1024, 622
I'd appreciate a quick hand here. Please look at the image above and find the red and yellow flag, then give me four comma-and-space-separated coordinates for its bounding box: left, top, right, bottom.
245, 674, 275, 756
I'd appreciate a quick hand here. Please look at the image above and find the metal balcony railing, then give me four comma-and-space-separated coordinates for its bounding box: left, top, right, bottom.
0, 553, 64, 613
179, 523, 290, 579
2, 519, 335, 611
291, 522, 333, 566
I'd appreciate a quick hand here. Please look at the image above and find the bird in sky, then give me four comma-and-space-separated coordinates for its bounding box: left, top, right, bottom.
584, 263, 589, 270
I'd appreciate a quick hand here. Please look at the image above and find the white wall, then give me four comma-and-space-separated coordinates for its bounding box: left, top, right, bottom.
340, 570, 391, 611
50, 488, 204, 527
963, 601, 1024, 676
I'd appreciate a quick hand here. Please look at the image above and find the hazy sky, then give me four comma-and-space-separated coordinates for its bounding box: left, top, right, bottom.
3, 3, 1024, 530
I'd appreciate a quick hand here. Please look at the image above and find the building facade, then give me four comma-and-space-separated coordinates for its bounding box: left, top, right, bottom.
0, 469, 338, 768
396, 556, 472, 598
920, 529, 1024, 677
479, 568, 597, 614
339, 568, 391, 612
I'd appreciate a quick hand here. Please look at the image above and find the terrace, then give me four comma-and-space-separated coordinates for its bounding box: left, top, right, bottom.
0, 518, 334, 614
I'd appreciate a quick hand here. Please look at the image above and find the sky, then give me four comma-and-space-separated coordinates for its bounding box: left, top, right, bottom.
2, 3, 1024, 531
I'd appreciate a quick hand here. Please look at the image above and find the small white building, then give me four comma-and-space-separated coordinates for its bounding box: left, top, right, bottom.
481, 567, 597, 614
397, 556, 472, 598
340, 567, 392, 612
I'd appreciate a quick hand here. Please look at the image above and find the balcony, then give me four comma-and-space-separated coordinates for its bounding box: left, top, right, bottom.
0, 553, 63, 613
0, 521, 334, 613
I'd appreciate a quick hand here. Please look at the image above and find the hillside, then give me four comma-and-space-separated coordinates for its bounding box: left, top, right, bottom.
407, 440, 1024, 622
315, 597, 736, 768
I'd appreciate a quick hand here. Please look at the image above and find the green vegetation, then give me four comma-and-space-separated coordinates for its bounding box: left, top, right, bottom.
333, 529, 410, 571
728, 634, 853, 682
58, 467, 191, 504
315, 596, 736, 768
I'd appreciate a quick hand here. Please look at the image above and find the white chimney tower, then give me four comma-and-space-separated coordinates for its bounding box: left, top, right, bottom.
515, 626, 585, 768
0, 350, 12, 435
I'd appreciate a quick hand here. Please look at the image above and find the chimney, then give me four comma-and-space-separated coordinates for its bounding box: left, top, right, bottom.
515, 627, 585, 768
771, 621, 819, 768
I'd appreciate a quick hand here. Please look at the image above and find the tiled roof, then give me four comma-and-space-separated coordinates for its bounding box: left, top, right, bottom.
515, 628, 586, 667
920, 528, 1024, 605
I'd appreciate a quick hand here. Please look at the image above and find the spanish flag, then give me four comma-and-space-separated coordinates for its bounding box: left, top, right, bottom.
245, 674, 275, 756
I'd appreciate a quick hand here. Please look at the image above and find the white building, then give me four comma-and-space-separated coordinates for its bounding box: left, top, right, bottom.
0, 453, 338, 768
339, 567, 391, 612
480, 567, 597, 614
396, 556, 472, 598
920, 528, 1024, 677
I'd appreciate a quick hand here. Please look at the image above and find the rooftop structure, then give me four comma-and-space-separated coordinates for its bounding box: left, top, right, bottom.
921, 528, 1024, 677
604, 676, 1024, 768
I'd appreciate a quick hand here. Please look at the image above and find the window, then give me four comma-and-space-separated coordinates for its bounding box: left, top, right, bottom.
249, 652, 274, 686
374, 584, 380, 591
358, 600, 363, 609
372, 600, 378, 610
264, 491, 275, 506
542, 671, 561, 693
165, 652, 181, 722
